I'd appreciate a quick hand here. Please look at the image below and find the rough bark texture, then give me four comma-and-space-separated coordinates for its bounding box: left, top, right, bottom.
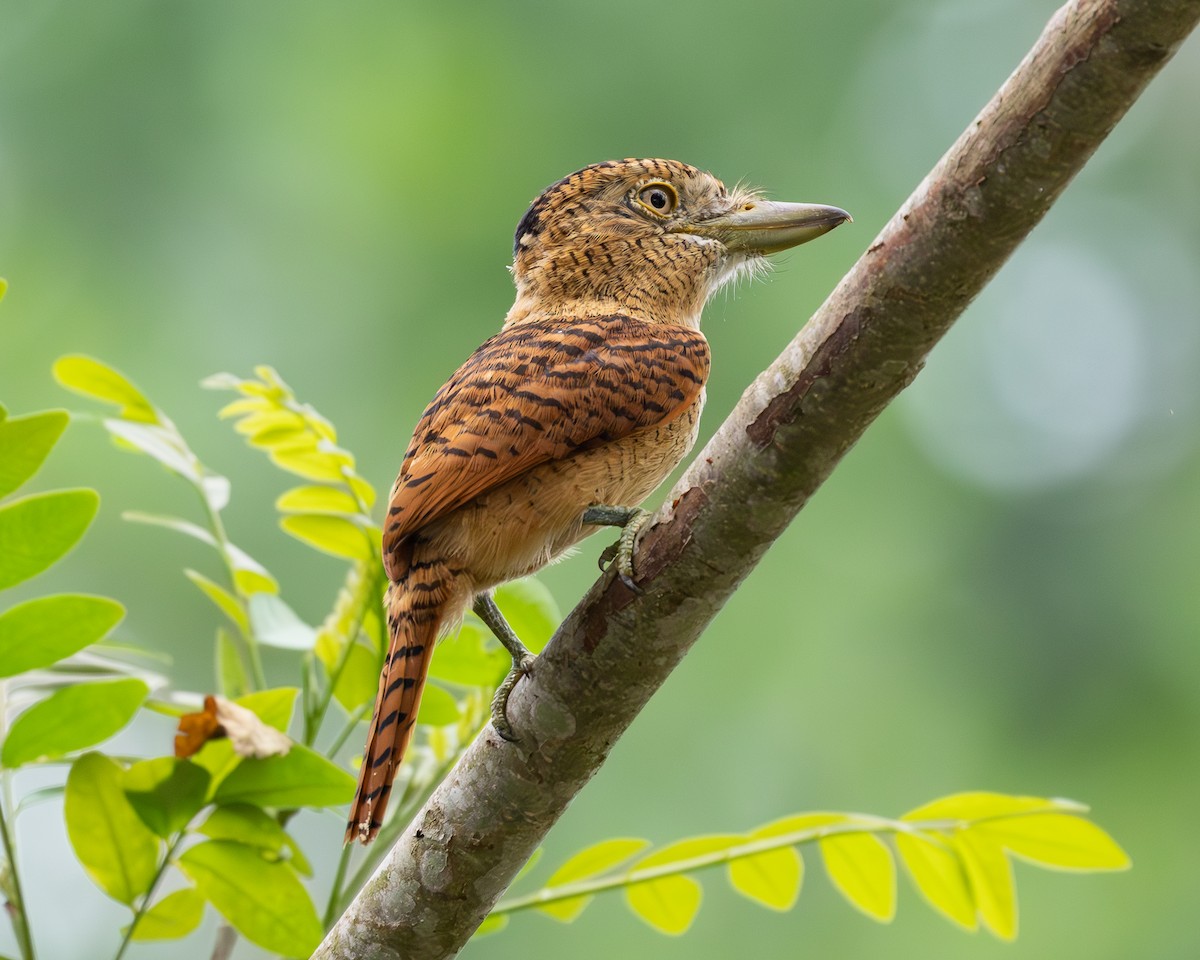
315, 1, 1200, 956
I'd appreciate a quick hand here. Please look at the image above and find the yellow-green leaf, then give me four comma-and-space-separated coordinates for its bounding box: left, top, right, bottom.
212, 743, 354, 808
178, 839, 321, 955
280, 514, 375, 560
977, 813, 1130, 872
233, 409, 304, 439
820, 830, 895, 921
903, 792, 1062, 824
216, 397, 266, 420
330, 641, 380, 713
269, 446, 352, 483
0, 409, 69, 498
185, 569, 248, 634
955, 828, 1016, 940
0, 594, 124, 677
474, 914, 508, 938
200, 804, 289, 855
415, 682, 460, 727
0, 489, 99, 590
428, 621, 509, 687
129, 887, 205, 941
275, 485, 361, 515
235, 687, 298, 731
728, 844, 802, 912
626, 873, 702, 935
2, 678, 148, 767
53, 355, 156, 422
65, 753, 160, 904
896, 830, 976, 929
216, 627, 248, 699
494, 578, 561, 654
538, 838, 650, 922
623, 835, 739, 935
514, 847, 544, 883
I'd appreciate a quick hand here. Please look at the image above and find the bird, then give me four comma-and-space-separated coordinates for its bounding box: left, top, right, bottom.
347, 158, 850, 843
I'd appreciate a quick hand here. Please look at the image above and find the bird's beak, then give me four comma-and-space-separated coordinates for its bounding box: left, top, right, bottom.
685, 201, 852, 254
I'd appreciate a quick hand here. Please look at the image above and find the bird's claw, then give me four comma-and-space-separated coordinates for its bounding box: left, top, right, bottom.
585, 505, 649, 594
491, 653, 536, 742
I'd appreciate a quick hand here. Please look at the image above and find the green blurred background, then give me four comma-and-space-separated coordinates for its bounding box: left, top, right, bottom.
2, 0, 1199, 957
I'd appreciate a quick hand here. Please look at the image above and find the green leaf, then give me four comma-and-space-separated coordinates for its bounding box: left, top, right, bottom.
494, 578, 560, 654
216, 627, 248, 699
2, 678, 148, 767
0, 594, 124, 677
104, 420, 198, 478
248, 593, 316, 650
276, 485, 362, 515
330, 641, 380, 712
955, 828, 1016, 939
184, 569, 248, 635
65, 753, 159, 904
53, 355, 156, 422
178, 839, 322, 955
820, 830, 896, 921
539, 838, 650, 922
200, 804, 314, 875
280, 514, 375, 560
975, 813, 1131, 872
236, 687, 298, 731
625, 836, 739, 935
129, 887, 205, 941
0, 410, 69, 498
0, 489, 99, 590
415, 682, 460, 727
428, 621, 509, 687
896, 830, 976, 930
728, 823, 804, 912
200, 804, 289, 853
213, 743, 355, 807
123, 757, 211, 837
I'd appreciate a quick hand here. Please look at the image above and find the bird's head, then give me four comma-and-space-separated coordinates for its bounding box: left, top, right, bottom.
505, 158, 850, 328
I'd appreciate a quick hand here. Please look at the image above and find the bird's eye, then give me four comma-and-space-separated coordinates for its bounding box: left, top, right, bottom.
636, 182, 678, 216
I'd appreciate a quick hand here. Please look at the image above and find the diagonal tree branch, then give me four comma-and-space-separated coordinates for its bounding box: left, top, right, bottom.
315, 1, 1200, 956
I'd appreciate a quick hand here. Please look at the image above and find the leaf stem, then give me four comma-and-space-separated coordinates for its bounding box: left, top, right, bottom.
194, 484, 266, 690
112, 833, 185, 960
493, 817, 911, 916
0, 784, 35, 960
323, 843, 354, 930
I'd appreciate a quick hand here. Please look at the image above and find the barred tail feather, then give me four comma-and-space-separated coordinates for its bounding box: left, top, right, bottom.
345, 569, 451, 845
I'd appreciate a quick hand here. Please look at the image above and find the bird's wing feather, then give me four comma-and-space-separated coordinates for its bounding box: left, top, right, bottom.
383, 316, 709, 569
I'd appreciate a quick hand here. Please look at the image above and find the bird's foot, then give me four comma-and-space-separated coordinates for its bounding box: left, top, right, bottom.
473, 593, 535, 742
583, 505, 650, 593
491, 653, 535, 742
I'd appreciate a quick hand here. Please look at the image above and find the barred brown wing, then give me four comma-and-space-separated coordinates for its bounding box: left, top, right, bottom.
383, 316, 709, 566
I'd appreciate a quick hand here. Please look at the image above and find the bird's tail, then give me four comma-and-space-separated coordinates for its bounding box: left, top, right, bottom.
345, 564, 455, 844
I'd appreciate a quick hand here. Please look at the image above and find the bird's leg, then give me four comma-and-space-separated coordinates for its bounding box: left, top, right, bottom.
582, 505, 651, 592
473, 593, 535, 742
